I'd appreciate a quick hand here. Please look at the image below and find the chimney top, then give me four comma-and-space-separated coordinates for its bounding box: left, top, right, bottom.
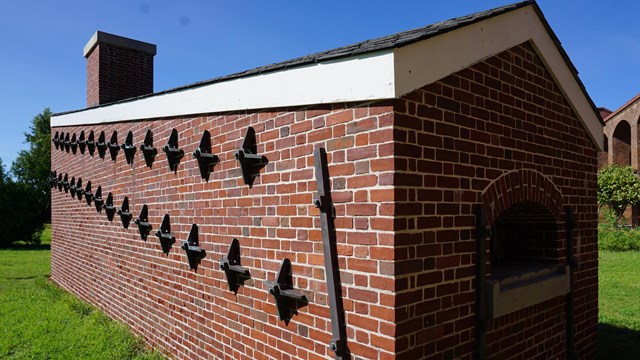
83, 31, 156, 58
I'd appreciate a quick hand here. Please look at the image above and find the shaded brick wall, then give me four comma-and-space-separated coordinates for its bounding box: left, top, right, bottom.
51, 103, 397, 359
392, 42, 598, 359
86, 44, 154, 107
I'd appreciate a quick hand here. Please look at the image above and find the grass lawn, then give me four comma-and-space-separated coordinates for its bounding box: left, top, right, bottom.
598, 250, 640, 359
0, 225, 163, 359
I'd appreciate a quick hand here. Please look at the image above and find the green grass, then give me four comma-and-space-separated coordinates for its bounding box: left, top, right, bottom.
598, 250, 640, 359
0, 225, 164, 359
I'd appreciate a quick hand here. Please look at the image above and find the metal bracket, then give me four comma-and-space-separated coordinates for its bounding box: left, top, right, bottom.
104, 192, 116, 222
265, 258, 308, 324
64, 132, 71, 153
475, 206, 488, 360
49, 171, 57, 189
233, 126, 268, 188
193, 130, 219, 181
75, 178, 84, 201
140, 129, 158, 168
565, 206, 576, 360
70, 133, 78, 154
163, 128, 185, 173
62, 173, 69, 193
52, 132, 60, 150
93, 186, 104, 213
108, 131, 120, 161
155, 214, 176, 255
78, 130, 86, 155
86, 130, 96, 156
57, 132, 65, 152
96, 131, 107, 159
84, 181, 93, 205
121, 131, 137, 165
134, 204, 152, 241
117, 196, 133, 229
181, 224, 206, 270
69, 176, 76, 197
56, 173, 63, 191
313, 147, 348, 358
220, 238, 251, 293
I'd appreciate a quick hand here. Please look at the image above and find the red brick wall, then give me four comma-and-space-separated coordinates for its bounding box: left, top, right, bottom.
86, 43, 154, 107
51, 103, 397, 359
392, 41, 598, 359
54, 41, 598, 360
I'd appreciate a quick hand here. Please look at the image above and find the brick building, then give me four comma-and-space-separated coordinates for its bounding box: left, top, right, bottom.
50, 1, 602, 359
600, 94, 640, 170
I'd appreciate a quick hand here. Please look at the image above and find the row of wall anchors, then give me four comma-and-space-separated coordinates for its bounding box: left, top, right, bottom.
49, 168, 307, 322
53, 127, 268, 186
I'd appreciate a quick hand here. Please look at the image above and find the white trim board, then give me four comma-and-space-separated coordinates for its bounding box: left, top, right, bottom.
52, 4, 602, 150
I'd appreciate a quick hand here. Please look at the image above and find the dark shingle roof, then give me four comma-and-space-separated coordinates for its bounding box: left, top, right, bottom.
56, 1, 534, 116
150, 1, 535, 94
56, 0, 601, 125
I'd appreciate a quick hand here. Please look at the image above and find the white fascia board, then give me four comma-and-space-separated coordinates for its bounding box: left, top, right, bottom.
394, 5, 603, 151
51, 50, 396, 127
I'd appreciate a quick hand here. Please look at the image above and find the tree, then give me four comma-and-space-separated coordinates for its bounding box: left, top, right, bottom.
597, 165, 640, 221
0, 108, 51, 246
11, 108, 52, 220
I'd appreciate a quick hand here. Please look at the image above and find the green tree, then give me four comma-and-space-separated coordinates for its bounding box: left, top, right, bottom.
598, 165, 640, 221
11, 108, 52, 220
0, 108, 51, 246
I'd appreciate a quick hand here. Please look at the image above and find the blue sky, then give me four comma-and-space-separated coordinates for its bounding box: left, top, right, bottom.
0, 0, 637, 167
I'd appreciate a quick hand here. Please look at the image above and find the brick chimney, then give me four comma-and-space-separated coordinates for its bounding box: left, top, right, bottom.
84, 31, 156, 107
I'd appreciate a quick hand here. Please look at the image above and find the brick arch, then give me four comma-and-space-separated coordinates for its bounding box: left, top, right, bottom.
480, 169, 563, 226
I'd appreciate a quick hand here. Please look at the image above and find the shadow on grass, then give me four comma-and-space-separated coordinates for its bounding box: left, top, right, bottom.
599, 323, 640, 360
1, 243, 51, 251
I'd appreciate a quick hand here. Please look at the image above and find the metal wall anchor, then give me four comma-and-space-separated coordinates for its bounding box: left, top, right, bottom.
313, 147, 348, 358
93, 186, 104, 213
62, 173, 69, 193
193, 130, 219, 181
84, 181, 93, 205
163, 129, 185, 173
140, 129, 158, 168
104, 192, 116, 222
155, 214, 176, 254
64, 132, 71, 153
233, 126, 268, 188
108, 131, 119, 161
52, 132, 60, 150
49, 171, 57, 189
59, 132, 66, 152
96, 131, 107, 159
265, 258, 308, 324
86, 130, 96, 156
78, 130, 86, 155
121, 131, 136, 165
69, 176, 76, 197
75, 178, 84, 201
117, 196, 133, 229
134, 204, 152, 241
220, 238, 250, 293
56, 173, 63, 191
70, 133, 78, 154
181, 224, 206, 270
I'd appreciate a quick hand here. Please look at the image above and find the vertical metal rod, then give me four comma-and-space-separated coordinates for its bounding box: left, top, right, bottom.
565, 206, 576, 360
314, 147, 349, 359
475, 206, 487, 360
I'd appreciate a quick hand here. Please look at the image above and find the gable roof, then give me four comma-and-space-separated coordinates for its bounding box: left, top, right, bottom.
51, 1, 603, 150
